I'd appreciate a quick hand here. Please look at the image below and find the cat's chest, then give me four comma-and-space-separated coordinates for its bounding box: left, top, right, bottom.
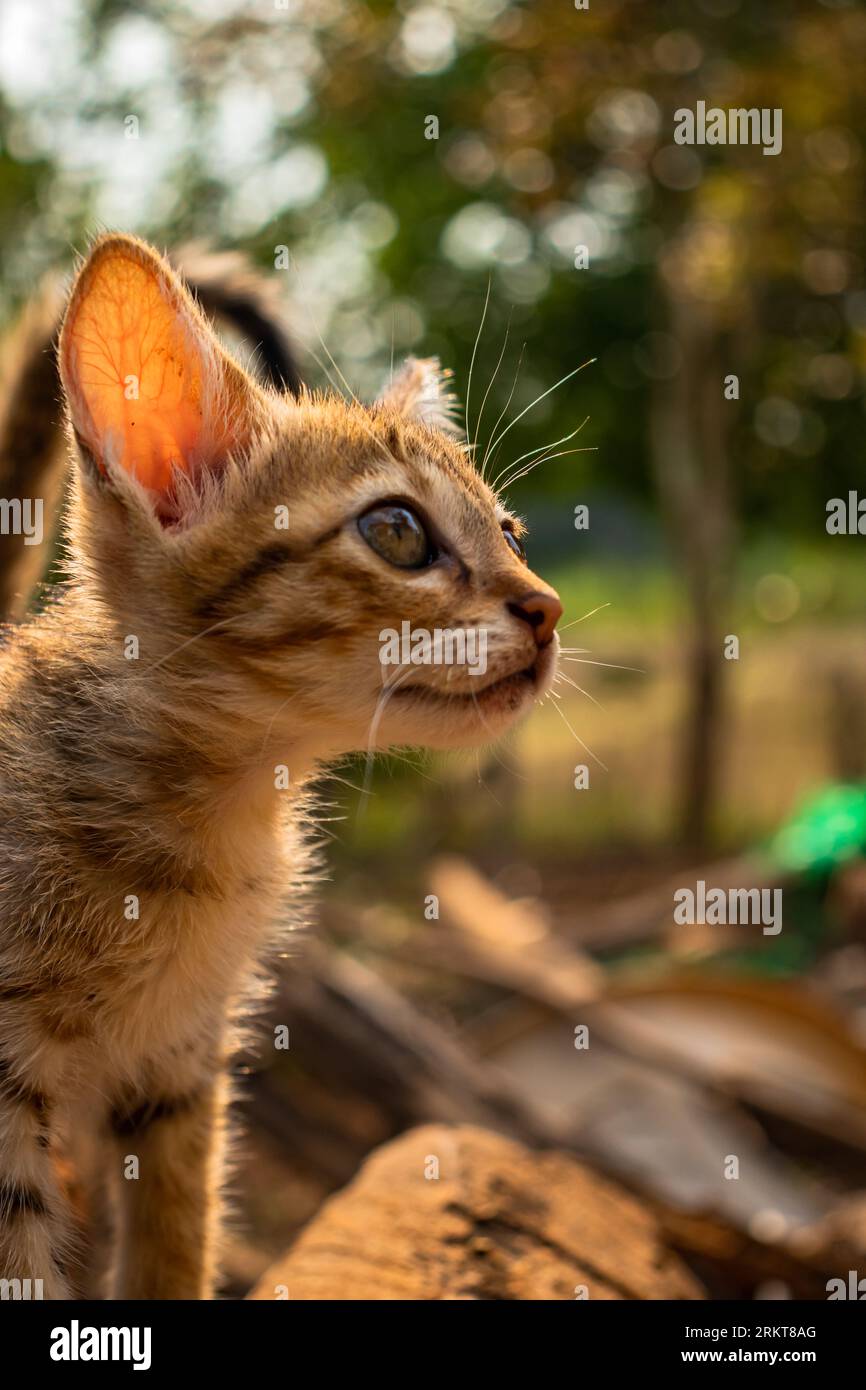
40, 795, 303, 1088
91, 877, 284, 1072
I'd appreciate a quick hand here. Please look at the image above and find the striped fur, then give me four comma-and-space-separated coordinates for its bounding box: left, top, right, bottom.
0, 235, 560, 1298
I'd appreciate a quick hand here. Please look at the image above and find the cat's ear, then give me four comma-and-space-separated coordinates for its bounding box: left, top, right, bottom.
375, 356, 462, 436
59, 233, 266, 521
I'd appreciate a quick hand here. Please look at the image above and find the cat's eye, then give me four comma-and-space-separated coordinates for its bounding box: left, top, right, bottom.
502, 526, 526, 563
358, 503, 433, 569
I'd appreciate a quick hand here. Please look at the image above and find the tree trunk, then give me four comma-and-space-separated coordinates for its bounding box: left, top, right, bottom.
649, 280, 736, 850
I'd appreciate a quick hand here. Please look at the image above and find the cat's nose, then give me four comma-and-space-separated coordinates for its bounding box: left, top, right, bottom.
507, 589, 563, 648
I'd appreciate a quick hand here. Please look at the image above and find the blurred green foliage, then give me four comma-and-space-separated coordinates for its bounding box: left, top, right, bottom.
1, 0, 864, 540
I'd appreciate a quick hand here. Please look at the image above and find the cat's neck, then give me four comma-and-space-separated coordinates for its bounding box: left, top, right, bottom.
13, 591, 316, 891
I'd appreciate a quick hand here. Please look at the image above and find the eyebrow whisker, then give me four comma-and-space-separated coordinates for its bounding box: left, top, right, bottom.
480, 343, 526, 478
485, 357, 596, 465
473, 308, 513, 469
492, 417, 590, 491
465, 276, 491, 447
497, 444, 598, 493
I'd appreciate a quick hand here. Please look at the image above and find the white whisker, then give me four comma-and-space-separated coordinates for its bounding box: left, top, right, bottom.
473, 309, 512, 465
357, 663, 416, 813
555, 670, 603, 709
497, 443, 597, 492
486, 357, 596, 465
467, 687, 529, 780
562, 657, 644, 674
465, 276, 491, 445
558, 603, 611, 632
548, 696, 608, 771
481, 344, 526, 477
492, 417, 590, 491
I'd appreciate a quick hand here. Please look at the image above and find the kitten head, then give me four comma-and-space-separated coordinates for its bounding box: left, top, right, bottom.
58, 234, 561, 766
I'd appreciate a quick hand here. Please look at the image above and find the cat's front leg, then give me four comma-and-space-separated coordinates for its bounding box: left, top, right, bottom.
0, 1057, 73, 1299
65, 1111, 119, 1300
111, 1066, 231, 1300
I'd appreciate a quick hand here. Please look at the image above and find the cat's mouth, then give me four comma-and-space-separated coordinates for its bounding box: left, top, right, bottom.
391, 648, 553, 712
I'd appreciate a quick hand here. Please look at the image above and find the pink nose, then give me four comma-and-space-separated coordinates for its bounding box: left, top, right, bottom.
507, 589, 563, 648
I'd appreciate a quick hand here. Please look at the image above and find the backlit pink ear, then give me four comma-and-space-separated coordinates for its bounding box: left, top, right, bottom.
59, 234, 265, 515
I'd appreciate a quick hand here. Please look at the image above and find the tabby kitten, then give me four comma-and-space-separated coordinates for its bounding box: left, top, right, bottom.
0, 234, 561, 1299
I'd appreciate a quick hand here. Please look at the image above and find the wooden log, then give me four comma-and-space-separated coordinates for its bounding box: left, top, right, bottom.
248, 1124, 705, 1301
246, 940, 844, 1299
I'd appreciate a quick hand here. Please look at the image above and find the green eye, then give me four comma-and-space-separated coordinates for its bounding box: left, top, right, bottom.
503, 526, 526, 563
358, 503, 433, 569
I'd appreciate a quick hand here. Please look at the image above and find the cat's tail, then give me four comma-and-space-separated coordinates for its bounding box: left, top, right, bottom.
0, 245, 301, 622
170, 242, 301, 395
